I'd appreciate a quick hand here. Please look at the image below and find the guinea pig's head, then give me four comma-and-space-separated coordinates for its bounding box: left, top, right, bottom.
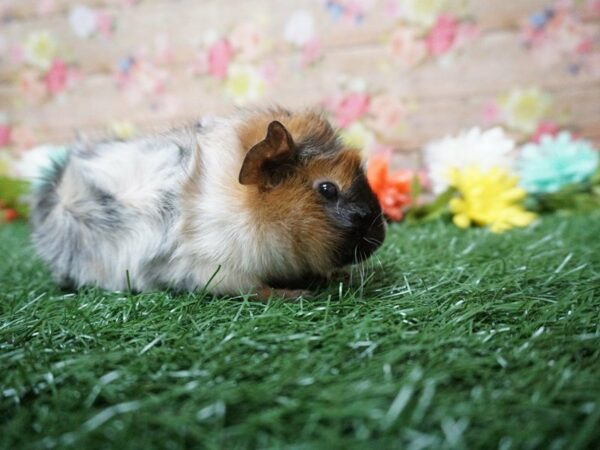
237, 110, 386, 281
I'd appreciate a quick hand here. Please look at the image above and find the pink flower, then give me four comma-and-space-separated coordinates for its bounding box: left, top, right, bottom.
96, 11, 114, 38
44, 59, 69, 94
368, 95, 404, 134
589, 0, 600, 16
576, 37, 593, 54
190, 51, 209, 76
230, 23, 267, 60
260, 61, 277, 83
11, 126, 36, 151
334, 92, 370, 128
19, 70, 46, 103
0, 125, 11, 147
532, 122, 560, 143
482, 101, 501, 125
207, 39, 233, 80
301, 37, 322, 66
389, 28, 426, 68
426, 15, 458, 56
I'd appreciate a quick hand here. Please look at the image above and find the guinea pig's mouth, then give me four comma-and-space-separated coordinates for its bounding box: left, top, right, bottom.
338, 216, 386, 266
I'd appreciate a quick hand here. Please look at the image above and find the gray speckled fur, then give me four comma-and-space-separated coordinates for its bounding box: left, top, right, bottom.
31, 125, 197, 291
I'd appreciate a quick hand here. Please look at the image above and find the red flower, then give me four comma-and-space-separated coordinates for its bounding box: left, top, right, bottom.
44, 59, 69, 95
3, 208, 18, 222
532, 121, 559, 142
367, 154, 416, 222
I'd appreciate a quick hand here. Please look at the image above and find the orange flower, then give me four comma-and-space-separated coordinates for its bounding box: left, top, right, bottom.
367, 154, 419, 221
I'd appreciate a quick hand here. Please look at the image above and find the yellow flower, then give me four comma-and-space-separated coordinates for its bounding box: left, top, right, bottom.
110, 121, 136, 140
225, 64, 266, 105
499, 87, 551, 134
398, 0, 448, 27
449, 167, 537, 233
339, 122, 375, 156
23, 31, 58, 70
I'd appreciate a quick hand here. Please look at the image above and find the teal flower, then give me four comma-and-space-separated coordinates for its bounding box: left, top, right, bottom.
518, 132, 599, 193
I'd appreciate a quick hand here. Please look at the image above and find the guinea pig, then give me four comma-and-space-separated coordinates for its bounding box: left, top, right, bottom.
31, 108, 386, 299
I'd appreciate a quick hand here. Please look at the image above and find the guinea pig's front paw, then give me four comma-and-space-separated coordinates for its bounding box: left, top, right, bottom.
327, 268, 351, 283
255, 287, 312, 302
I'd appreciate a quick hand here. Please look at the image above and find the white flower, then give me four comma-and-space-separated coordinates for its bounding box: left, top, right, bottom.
23, 31, 58, 70
69, 5, 97, 38
283, 10, 315, 46
499, 87, 552, 134
225, 63, 266, 104
424, 127, 516, 194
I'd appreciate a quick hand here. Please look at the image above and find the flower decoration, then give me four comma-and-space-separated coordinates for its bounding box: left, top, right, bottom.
69, 5, 115, 39
366, 94, 405, 135
396, 0, 448, 27
110, 121, 136, 140
23, 31, 58, 70
521, 1, 596, 70
425, 14, 458, 55
367, 153, 423, 221
43, 59, 69, 94
333, 92, 371, 128
388, 28, 427, 68
324, 83, 406, 156
189, 26, 272, 101
18, 31, 76, 100
531, 121, 560, 143
325, 1, 366, 24
300, 37, 323, 67
207, 38, 234, 79
449, 167, 537, 233
116, 38, 173, 106
69, 5, 97, 39
387, 9, 478, 67
0, 125, 11, 147
518, 132, 599, 194
230, 23, 269, 61
283, 10, 316, 47
225, 63, 266, 104
496, 87, 553, 134
424, 127, 516, 194
283, 10, 323, 68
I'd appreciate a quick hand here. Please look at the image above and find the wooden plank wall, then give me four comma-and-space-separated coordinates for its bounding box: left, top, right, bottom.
0, 0, 599, 166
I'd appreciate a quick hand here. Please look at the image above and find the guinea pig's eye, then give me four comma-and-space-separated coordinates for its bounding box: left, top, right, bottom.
317, 181, 338, 201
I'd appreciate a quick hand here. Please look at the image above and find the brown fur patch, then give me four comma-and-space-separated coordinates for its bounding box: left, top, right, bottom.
237, 108, 337, 156
238, 110, 365, 277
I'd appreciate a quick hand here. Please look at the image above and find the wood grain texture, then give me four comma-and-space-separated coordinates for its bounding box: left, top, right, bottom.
1, 0, 599, 156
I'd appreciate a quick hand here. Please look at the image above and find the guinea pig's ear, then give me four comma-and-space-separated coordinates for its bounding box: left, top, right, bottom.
239, 121, 297, 187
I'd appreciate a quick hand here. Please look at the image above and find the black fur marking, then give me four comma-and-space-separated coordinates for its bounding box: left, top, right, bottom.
266, 273, 329, 290
323, 170, 386, 266
298, 133, 342, 159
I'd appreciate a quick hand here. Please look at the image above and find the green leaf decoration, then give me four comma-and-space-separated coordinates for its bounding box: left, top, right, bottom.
406, 187, 456, 224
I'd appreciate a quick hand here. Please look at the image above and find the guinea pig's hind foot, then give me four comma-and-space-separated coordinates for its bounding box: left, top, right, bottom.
254, 287, 312, 302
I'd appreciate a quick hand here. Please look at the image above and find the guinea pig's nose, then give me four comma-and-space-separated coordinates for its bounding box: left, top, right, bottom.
350, 204, 374, 225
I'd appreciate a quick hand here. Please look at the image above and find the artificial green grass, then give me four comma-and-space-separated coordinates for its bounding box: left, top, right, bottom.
1, 213, 600, 450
